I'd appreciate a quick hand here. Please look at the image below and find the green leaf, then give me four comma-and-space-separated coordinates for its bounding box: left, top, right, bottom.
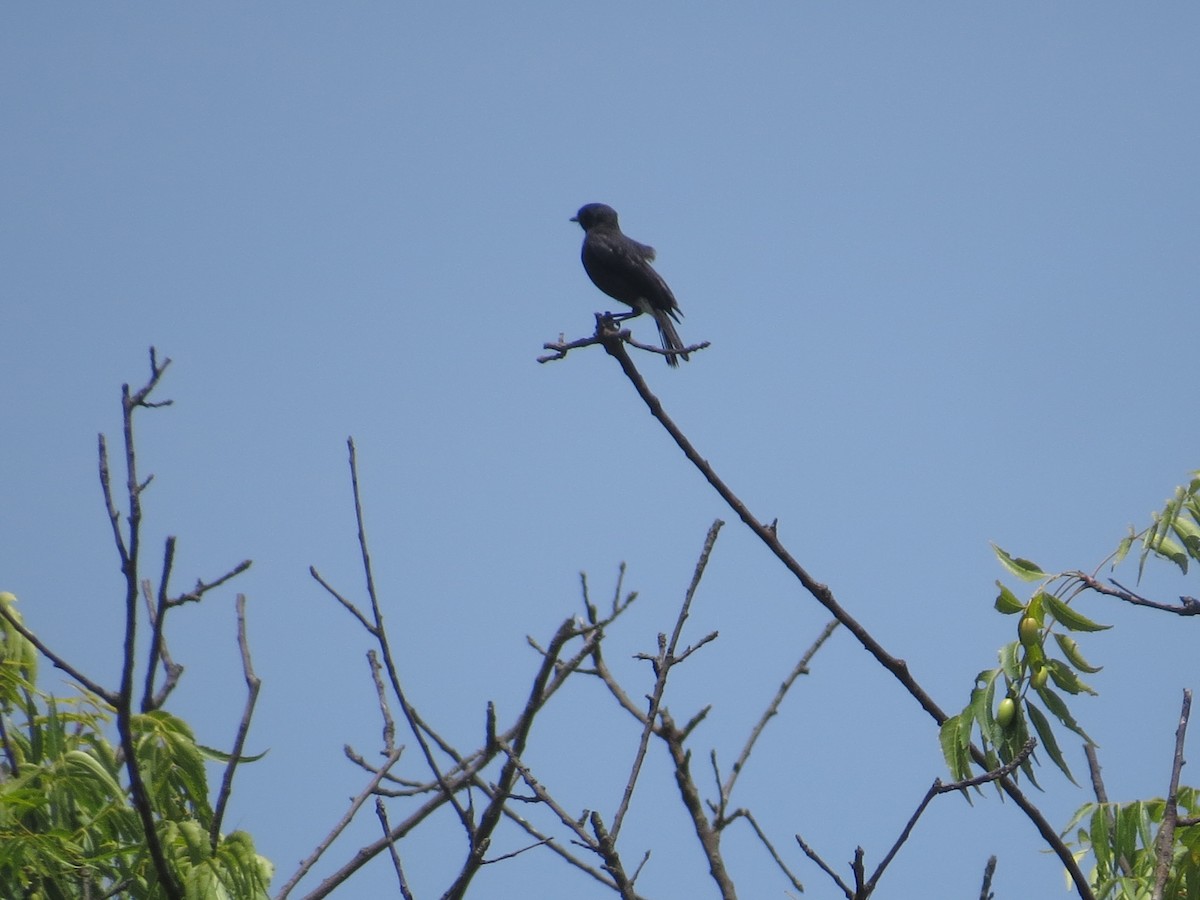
992, 544, 1047, 582
1035, 682, 1096, 745
1172, 514, 1200, 559
1046, 659, 1098, 696
197, 744, 269, 765
1114, 803, 1141, 874
64, 749, 125, 799
1088, 804, 1112, 878
1026, 700, 1076, 785
1111, 530, 1135, 568
994, 582, 1024, 614
1147, 532, 1189, 574
972, 675, 1004, 747
998, 642, 1020, 683
1053, 633, 1103, 674
1042, 592, 1111, 633
939, 714, 972, 782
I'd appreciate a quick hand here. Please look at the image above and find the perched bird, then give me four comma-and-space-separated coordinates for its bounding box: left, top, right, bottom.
571, 203, 689, 367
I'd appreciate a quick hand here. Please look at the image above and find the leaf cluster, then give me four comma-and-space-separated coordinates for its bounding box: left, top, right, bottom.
1065, 787, 1200, 900
0, 593, 272, 899
940, 550, 1109, 790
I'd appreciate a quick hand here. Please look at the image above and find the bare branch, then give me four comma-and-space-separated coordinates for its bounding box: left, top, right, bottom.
795, 833, 852, 899
1152, 689, 1192, 900
169, 558, 252, 607
141, 539, 178, 709
659, 710, 737, 900
586, 335, 1094, 899
0, 603, 116, 704
309, 566, 376, 634
1071, 571, 1200, 616
441, 618, 581, 900
499, 740, 598, 847
368, 650, 397, 752
374, 799, 415, 900
588, 811, 638, 900
342, 439, 474, 837
210, 594, 263, 847
539, 313, 709, 365
797, 743, 1036, 899
717, 618, 840, 824
1085, 743, 1109, 805
611, 520, 723, 841
97, 434, 129, 568
110, 347, 181, 899
979, 855, 997, 900
276, 745, 406, 899
724, 808, 804, 893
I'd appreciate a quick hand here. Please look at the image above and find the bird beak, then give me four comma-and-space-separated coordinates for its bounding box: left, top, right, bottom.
569, 215, 578, 223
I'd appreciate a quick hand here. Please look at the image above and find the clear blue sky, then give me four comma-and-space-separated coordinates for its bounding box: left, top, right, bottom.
3, 5, 1198, 897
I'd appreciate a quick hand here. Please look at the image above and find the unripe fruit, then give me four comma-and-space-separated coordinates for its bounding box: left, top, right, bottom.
997, 697, 1017, 728
1031, 666, 1049, 690
1018, 616, 1040, 648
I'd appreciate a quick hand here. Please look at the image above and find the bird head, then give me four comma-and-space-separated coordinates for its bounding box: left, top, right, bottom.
571, 203, 620, 231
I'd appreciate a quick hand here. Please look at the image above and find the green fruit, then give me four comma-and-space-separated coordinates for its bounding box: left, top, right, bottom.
1031, 666, 1049, 690
997, 697, 1017, 728
1018, 616, 1040, 648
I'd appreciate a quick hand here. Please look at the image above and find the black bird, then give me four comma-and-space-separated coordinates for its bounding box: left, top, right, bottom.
571, 203, 689, 367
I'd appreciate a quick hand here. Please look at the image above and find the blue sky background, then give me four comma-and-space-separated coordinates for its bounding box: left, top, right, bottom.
3, 5, 1198, 897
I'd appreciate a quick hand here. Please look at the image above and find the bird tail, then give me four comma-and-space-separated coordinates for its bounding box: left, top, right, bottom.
653, 310, 689, 368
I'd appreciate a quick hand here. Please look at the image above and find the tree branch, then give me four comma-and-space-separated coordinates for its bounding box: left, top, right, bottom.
1152, 689, 1192, 900
611, 520, 723, 841
210, 594, 262, 848
589, 336, 1094, 899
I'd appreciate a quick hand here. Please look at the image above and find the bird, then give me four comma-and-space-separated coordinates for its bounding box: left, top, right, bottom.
571, 203, 689, 367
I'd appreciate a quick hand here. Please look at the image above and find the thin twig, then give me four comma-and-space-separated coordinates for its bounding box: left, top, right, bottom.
375, 799, 415, 900
294, 619, 609, 899
869, 742, 1035, 892
717, 618, 839, 824
724, 808, 804, 893
539, 314, 709, 365
798, 742, 1035, 899
795, 833, 852, 899
141, 538, 177, 709
611, 520, 723, 841
1071, 572, 1200, 616
368, 650, 397, 752
276, 745, 406, 899
210, 595, 262, 848
309, 566, 376, 634
441, 618, 583, 900
1152, 689, 1192, 900
0, 604, 116, 704
344, 439, 474, 837
979, 855, 997, 900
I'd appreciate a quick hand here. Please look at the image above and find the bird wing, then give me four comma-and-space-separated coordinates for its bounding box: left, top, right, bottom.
582, 231, 681, 319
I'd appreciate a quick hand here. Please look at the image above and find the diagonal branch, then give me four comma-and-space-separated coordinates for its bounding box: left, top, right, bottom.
716, 617, 839, 825
592, 336, 1095, 900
